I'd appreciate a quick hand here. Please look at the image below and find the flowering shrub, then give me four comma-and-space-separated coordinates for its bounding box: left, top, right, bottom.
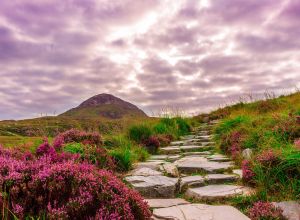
249, 201, 285, 220
257, 149, 280, 166
142, 135, 160, 154
156, 134, 173, 146
36, 139, 56, 157
272, 113, 300, 141
229, 131, 242, 158
53, 129, 103, 149
0, 146, 151, 219
294, 139, 300, 150
242, 160, 255, 182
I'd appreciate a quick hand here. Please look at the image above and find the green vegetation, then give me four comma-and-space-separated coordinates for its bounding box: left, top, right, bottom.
198, 92, 300, 213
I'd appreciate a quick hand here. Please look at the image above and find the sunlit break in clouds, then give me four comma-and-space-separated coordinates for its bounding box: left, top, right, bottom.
0, 0, 300, 119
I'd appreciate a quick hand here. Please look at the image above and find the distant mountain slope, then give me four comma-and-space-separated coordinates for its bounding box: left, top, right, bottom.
59, 94, 147, 119
0, 94, 148, 137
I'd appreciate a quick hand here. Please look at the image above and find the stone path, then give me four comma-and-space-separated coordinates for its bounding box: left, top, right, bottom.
125, 122, 251, 220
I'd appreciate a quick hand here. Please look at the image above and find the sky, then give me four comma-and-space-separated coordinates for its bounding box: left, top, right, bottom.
0, 0, 300, 119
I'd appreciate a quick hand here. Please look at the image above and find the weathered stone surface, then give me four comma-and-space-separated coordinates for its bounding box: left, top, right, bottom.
181, 135, 196, 140
160, 146, 181, 154
130, 167, 162, 176
134, 161, 164, 170
273, 201, 300, 220
180, 176, 205, 192
125, 175, 178, 198
175, 156, 234, 174
153, 204, 250, 220
146, 198, 190, 208
180, 145, 209, 152
242, 148, 253, 160
207, 154, 231, 162
233, 169, 243, 178
205, 174, 238, 184
150, 155, 169, 160
150, 155, 181, 162
201, 141, 215, 146
182, 151, 212, 156
170, 141, 186, 146
161, 163, 179, 177
185, 185, 253, 201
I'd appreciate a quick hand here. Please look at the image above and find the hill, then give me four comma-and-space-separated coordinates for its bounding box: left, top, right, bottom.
0, 94, 148, 138
60, 94, 147, 119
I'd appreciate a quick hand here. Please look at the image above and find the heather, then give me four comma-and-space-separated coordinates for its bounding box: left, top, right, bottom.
0, 144, 151, 219
198, 92, 300, 214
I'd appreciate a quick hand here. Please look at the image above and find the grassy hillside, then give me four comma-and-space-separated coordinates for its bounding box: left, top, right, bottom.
196, 92, 300, 209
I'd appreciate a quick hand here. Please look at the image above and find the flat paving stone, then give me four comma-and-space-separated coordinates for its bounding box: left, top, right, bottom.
153, 204, 250, 220
125, 175, 178, 198
180, 145, 213, 152
130, 167, 163, 176
175, 157, 234, 174
160, 146, 181, 154
134, 161, 164, 170
150, 155, 181, 162
205, 174, 238, 184
233, 169, 243, 178
182, 151, 212, 156
185, 185, 253, 201
207, 154, 231, 162
181, 135, 196, 140
180, 176, 205, 192
201, 141, 215, 146
170, 141, 186, 146
146, 198, 190, 208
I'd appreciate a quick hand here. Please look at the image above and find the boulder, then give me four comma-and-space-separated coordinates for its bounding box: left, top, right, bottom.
161, 163, 179, 177
242, 148, 253, 160
273, 201, 300, 220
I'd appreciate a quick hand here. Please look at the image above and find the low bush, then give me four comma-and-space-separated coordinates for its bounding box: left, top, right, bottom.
0, 147, 151, 219
248, 201, 285, 220
53, 129, 103, 149
142, 135, 160, 154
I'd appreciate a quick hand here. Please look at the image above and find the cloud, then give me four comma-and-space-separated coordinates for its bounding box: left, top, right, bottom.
0, 0, 300, 119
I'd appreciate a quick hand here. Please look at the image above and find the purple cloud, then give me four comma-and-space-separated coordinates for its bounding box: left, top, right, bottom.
0, 0, 300, 119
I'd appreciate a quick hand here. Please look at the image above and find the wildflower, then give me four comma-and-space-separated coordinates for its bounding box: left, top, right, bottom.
242, 160, 255, 182
249, 201, 284, 220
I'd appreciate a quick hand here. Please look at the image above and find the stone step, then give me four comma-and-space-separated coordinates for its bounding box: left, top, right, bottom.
160, 145, 213, 154
182, 151, 212, 156
159, 146, 181, 154
207, 154, 231, 162
129, 167, 163, 177
180, 174, 239, 192
124, 175, 178, 198
134, 161, 165, 170
175, 156, 234, 174
150, 155, 181, 162
146, 198, 190, 209
152, 204, 250, 220
185, 185, 253, 201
